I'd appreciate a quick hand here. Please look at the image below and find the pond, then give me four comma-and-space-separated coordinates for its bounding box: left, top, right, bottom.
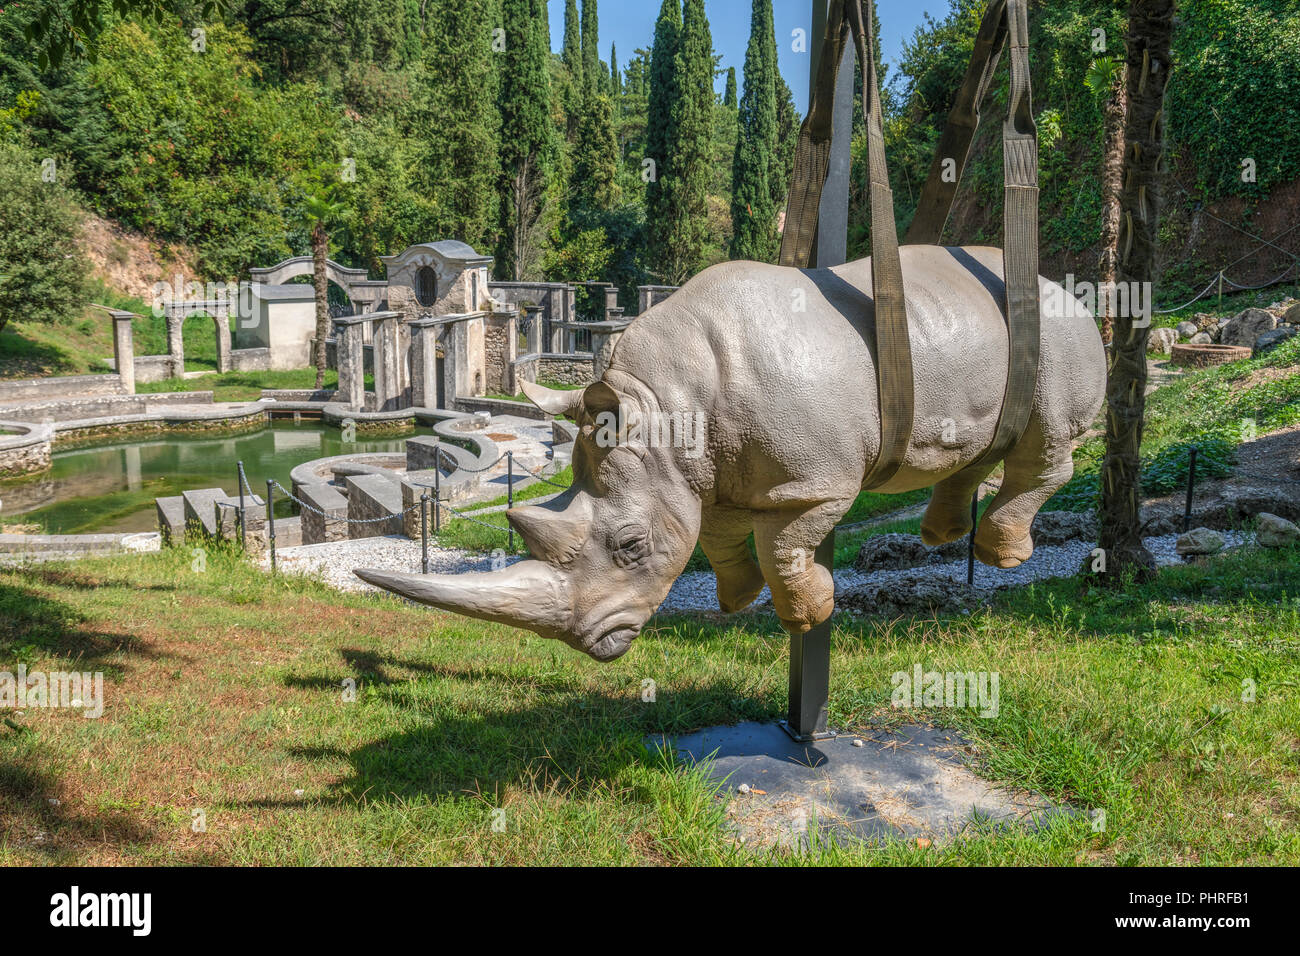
0, 423, 428, 535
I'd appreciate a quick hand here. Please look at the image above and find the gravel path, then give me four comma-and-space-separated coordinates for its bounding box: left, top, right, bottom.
267, 529, 1245, 614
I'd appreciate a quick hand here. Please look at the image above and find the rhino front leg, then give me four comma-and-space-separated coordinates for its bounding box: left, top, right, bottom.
975, 411, 1075, 568
920, 463, 997, 546
698, 506, 766, 613
752, 499, 853, 634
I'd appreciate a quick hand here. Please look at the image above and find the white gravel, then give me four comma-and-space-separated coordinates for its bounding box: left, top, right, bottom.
268, 529, 1247, 615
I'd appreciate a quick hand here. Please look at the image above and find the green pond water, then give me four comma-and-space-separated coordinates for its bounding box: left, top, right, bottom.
0, 423, 430, 535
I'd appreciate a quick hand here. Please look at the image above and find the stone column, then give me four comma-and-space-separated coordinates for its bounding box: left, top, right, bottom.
166, 309, 185, 379
524, 305, 543, 355
408, 317, 441, 409
371, 311, 403, 411
110, 310, 136, 394
213, 313, 232, 373
333, 315, 369, 410
603, 286, 619, 322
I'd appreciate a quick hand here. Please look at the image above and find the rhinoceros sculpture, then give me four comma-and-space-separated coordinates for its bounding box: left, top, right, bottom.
356, 246, 1106, 661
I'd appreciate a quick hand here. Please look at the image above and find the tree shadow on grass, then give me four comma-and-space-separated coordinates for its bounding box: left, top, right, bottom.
0, 578, 174, 674
0, 730, 156, 862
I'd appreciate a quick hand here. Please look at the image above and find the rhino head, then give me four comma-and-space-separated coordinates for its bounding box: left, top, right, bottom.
355, 379, 703, 661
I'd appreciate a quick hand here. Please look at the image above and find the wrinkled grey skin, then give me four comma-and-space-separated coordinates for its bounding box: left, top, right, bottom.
357, 246, 1106, 661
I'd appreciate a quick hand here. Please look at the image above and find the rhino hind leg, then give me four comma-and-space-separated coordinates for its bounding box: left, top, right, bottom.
752, 499, 852, 634
921, 463, 997, 546
974, 411, 1076, 569
699, 506, 766, 613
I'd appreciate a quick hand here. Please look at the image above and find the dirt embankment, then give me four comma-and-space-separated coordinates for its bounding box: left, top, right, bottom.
79, 213, 200, 303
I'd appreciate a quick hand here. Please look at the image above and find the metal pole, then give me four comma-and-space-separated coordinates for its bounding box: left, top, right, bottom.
265, 479, 276, 573
236, 461, 247, 551
1218, 271, 1224, 309
967, 491, 979, 587
1183, 447, 1198, 534
421, 492, 430, 573
781, 534, 836, 742
507, 451, 514, 551
433, 453, 441, 534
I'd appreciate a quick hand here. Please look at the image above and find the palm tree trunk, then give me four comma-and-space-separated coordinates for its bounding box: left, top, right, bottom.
1098, 0, 1175, 582
312, 225, 329, 391
1098, 72, 1127, 346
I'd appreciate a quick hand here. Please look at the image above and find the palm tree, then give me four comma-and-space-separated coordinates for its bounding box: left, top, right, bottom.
1086, 55, 1126, 346
300, 185, 347, 390
1098, 0, 1176, 583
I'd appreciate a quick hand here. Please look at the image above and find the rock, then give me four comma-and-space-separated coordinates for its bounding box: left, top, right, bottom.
1252, 325, 1298, 358
1176, 321, 1199, 339
1030, 510, 1099, 546
1190, 331, 1213, 345
1219, 308, 1278, 348
1148, 326, 1179, 354
1176, 527, 1225, 556
838, 573, 984, 618
1284, 302, 1300, 325
1256, 513, 1300, 548
853, 533, 965, 572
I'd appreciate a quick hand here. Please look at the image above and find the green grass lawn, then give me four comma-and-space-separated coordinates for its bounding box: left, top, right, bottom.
1, 540, 1296, 865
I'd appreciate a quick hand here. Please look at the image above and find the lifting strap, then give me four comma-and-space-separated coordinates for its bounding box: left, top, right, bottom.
779, 0, 1040, 486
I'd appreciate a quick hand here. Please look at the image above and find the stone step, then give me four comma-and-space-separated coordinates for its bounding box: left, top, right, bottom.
298, 483, 349, 544
155, 496, 186, 545
344, 474, 404, 539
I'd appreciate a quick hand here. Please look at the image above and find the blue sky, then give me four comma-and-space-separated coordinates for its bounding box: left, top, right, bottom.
544, 0, 953, 111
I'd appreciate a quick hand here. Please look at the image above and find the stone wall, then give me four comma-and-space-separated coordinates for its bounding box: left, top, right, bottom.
0, 374, 125, 403
537, 353, 596, 387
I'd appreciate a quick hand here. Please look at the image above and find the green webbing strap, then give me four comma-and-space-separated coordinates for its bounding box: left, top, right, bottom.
780, 0, 913, 489
904, 0, 1009, 245
963, 0, 1040, 474
848, 0, 913, 488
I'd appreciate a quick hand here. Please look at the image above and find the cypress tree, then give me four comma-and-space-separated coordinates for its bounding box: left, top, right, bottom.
729, 0, 778, 262
562, 0, 583, 138
610, 43, 620, 101
644, 0, 681, 274
724, 66, 737, 110
581, 0, 600, 99
496, 0, 556, 279
659, 0, 714, 283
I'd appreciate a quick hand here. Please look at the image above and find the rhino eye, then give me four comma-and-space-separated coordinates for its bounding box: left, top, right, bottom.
612, 526, 652, 567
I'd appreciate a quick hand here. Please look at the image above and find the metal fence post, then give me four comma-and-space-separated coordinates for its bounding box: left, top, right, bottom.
421, 492, 430, 574
967, 492, 979, 587
266, 478, 276, 573
433, 464, 441, 534
1183, 447, 1199, 534
507, 451, 514, 551
236, 461, 248, 551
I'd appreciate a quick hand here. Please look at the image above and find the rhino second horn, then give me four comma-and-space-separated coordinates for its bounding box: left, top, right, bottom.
353, 562, 572, 640
520, 379, 584, 418
506, 498, 591, 564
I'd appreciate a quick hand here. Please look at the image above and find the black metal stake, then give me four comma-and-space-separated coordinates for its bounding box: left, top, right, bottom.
421, 492, 430, 574
1184, 446, 1199, 534
265, 479, 276, 573
781, 534, 836, 742
236, 461, 248, 551
967, 491, 979, 587
506, 451, 514, 551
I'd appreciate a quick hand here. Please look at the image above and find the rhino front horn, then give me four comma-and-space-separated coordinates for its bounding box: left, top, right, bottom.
520, 379, 584, 418
353, 561, 573, 641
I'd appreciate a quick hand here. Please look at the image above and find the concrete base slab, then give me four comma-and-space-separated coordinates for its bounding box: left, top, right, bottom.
648, 721, 1071, 849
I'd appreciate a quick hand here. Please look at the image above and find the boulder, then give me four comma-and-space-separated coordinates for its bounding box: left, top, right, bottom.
1256, 513, 1300, 548
838, 573, 984, 618
1252, 325, 1298, 358
1030, 510, 1099, 546
854, 533, 964, 572
1176, 527, 1225, 556
1176, 321, 1199, 339
1219, 308, 1277, 348
1148, 326, 1179, 354
1190, 331, 1214, 345
1283, 302, 1300, 326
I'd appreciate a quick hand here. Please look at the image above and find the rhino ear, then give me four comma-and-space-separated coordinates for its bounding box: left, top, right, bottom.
521, 379, 584, 418
581, 380, 622, 418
